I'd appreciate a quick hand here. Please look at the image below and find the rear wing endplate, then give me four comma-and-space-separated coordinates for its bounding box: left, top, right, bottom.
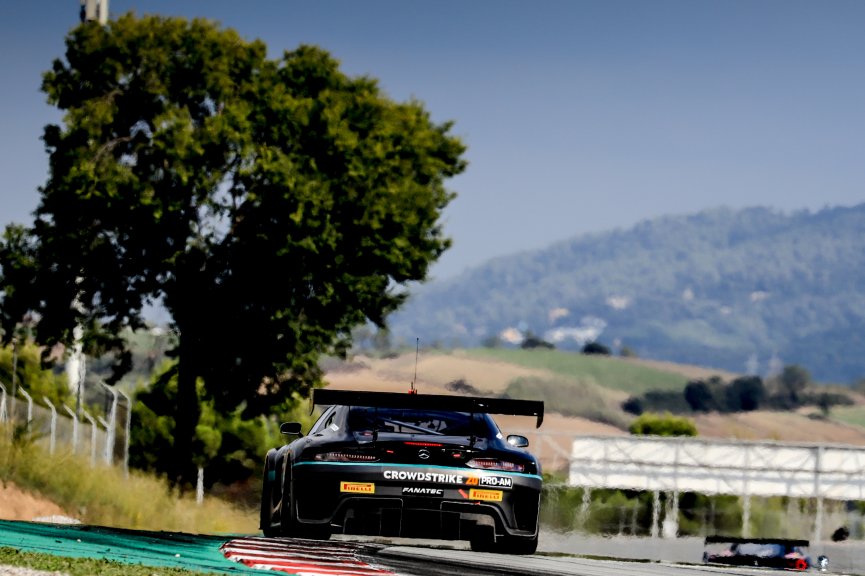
313, 389, 544, 428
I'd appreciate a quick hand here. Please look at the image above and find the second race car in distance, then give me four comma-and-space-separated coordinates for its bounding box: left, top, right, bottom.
260, 389, 545, 554
702, 536, 829, 571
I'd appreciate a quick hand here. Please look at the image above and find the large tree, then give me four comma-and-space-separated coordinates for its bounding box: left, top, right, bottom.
0, 14, 466, 484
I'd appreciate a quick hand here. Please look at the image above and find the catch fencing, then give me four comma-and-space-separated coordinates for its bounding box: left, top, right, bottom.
0, 380, 131, 475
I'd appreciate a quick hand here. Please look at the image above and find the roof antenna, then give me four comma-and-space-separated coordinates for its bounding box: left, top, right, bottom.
409, 337, 419, 395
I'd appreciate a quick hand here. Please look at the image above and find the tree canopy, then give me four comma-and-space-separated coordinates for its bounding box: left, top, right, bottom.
0, 14, 466, 484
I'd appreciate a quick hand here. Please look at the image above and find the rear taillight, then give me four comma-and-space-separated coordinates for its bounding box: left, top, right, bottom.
466, 458, 525, 472
314, 451, 379, 462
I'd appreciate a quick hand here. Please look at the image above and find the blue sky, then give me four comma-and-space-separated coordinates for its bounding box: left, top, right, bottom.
1, 1, 863, 280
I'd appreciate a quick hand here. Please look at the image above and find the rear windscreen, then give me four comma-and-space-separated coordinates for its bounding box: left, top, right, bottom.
347, 408, 488, 436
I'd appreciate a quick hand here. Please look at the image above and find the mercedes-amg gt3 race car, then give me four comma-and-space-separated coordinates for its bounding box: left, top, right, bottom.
260, 389, 544, 554
703, 536, 829, 571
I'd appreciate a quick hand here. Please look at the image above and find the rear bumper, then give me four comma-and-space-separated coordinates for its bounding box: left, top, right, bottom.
292, 462, 541, 539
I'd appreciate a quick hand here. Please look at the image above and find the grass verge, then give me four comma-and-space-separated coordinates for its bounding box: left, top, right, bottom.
0, 428, 258, 534
0, 547, 225, 576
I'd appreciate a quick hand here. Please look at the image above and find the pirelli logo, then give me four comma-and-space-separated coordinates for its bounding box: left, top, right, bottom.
469, 489, 503, 502
340, 482, 375, 494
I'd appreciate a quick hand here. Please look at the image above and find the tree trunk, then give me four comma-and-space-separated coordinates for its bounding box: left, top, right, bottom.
173, 332, 201, 488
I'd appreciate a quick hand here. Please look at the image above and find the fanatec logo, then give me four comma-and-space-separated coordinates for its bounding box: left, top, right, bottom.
402, 487, 443, 497
417, 449, 431, 460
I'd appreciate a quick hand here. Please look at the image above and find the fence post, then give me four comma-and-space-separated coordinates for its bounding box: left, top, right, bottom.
651, 490, 661, 539
100, 383, 118, 466
63, 404, 79, 454
0, 382, 7, 423
80, 408, 97, 468
118, 389, 132, 479
43, 397, 57, 454
196, 467, 205, 505
97, 416, 111, 465
18, 388, 33, 429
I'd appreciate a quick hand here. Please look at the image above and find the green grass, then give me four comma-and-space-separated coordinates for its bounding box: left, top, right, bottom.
466, 348, 690, 395
0, 429, 258, 535
0, 547, 226, 576
831, 406, 865, 429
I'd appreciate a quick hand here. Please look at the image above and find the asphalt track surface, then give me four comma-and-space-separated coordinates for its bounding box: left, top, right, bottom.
0, 520, 857, 575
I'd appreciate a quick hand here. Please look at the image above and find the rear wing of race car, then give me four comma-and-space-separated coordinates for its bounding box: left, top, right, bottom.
704, 536, 810, 546
313, 389, 545, 428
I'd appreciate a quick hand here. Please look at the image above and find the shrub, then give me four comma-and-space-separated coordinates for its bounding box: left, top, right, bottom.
622, 396, 644, 415
628, 412, 698, 437
582, 341, 611, 355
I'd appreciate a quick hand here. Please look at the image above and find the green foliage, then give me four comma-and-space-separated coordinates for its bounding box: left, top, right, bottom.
725, 376, 766, 412
678, 493, 743, 536
627, 389, 691, 414
628, 411, 697, 436
684, 379, 721, 412
520, 332, 555, 350
540, 486, 743, 537
771, 364, 811, 405
582, 341, 611, 355
131, 361, 319, 486
0, 13, 465, 484
0, 341, 70, 407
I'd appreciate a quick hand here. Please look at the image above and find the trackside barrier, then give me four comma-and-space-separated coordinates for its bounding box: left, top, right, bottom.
0, 384, 132, 475
509, 430, 865, 550
565, 435, 865, 548
1, 400, 108, 462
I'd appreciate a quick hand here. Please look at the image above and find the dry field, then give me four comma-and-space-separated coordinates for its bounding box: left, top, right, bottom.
325, 351, 865, 451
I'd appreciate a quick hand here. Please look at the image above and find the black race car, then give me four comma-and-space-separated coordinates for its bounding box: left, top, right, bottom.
703, 536, 829, 571
260, 389, 544, 554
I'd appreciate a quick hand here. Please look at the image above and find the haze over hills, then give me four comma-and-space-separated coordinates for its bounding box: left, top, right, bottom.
387, 204, 865, 384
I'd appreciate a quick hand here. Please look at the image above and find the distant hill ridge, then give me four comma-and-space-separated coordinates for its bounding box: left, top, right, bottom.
388, 204, 865, 383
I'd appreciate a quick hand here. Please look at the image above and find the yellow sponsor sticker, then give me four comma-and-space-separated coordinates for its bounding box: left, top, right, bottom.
469, 488, 503, 502
340, 482, 375, 494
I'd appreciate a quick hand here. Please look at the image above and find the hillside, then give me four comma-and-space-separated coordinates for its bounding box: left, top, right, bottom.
324, 350, 865, 472
386, 204, 865, 384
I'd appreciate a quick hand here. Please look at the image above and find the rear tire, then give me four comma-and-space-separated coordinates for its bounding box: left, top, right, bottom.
260, 451, 280, 537
277, 467, 332, 541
